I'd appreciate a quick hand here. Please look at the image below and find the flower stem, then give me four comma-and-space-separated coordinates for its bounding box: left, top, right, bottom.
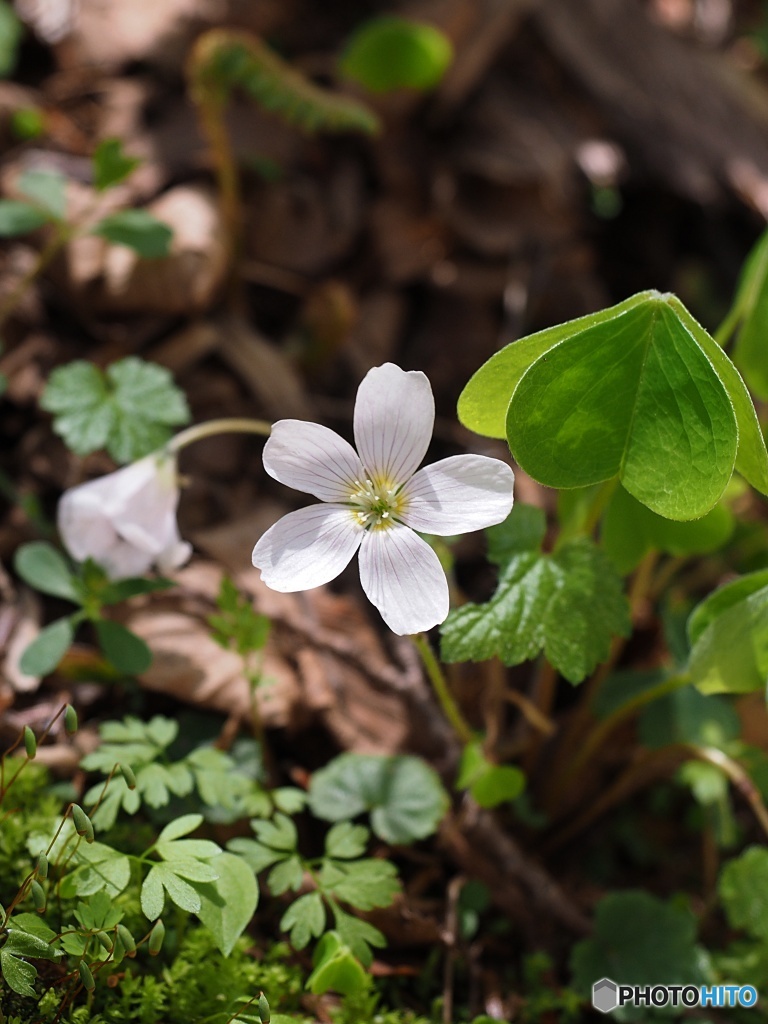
412, 633, 474, 745
168, 417, 272, 453
566, 672, 691, 783
0, 222, 73, 333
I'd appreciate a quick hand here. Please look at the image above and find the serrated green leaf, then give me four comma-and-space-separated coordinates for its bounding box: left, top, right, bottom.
687, 573, 768, 694
107, 357, 189, 425
719, 847, 768, 942
570, 892, 704, 1020
460, 291, 760, 520
0, 948, 38, 997
41, 360, 115, 455
41, 356, 189, 462
1, 917, 61, 996
309, 753, 449, 844
319, 858, 399, 911
195, 852, 259, 956
84, 776, 140, 831
74, 890, 121, 931
14, 541, 78, 601
280, 890, 325, 949
485, 504, 546, 567
17, 168, 67, 219
92, 208, 172, 258
142, 863, 206, 915
93, 138, 141, 192
71, 841, 131, 897
19, 617, 74, 676
227, 838, 286, 875
267, 855, 304, 896
441, 538, 630, 684
0, 199, 50, 235
94, 619, 152, 675
331, 909, 385, 966
251, 813, 298, 852
142, 762, 194, 806
325, 822, 369, 860
146, 715, 179, 747
340, 16, 452, 94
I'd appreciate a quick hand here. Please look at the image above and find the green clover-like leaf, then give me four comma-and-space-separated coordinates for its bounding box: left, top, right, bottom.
309, 753, 449, 844
41, 356, 190, 463
460, 291, 768, 520
687, 570, 768, 695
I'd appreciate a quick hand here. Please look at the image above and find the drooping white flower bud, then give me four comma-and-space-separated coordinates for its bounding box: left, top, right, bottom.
58, 451, 191, 579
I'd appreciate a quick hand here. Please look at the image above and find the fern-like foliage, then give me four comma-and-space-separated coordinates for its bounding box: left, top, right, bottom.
188, 29, 380, 136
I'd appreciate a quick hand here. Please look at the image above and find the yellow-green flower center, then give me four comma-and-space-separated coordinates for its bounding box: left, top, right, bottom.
348, 476, 403, 530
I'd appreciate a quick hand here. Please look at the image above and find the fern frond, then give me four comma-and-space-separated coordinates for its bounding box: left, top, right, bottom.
188, 29, 380, 136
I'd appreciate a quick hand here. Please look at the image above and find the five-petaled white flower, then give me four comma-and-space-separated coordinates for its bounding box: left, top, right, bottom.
252, 363, 515, 635
58, 451, 192, 579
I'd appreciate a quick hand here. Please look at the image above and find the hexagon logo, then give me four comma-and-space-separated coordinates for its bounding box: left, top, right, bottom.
593, 978, 618, 1014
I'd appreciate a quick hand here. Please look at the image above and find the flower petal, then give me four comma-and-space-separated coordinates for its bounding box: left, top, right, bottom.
400, 454, 515, 535
354, 363, 434, 485
358, 524, 449, 635
57, 453, 191, 580
263, 420, 365, 502
252, 504, 363, 592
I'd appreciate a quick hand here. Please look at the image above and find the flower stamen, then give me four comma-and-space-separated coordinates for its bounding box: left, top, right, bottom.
348, 473, 402, 530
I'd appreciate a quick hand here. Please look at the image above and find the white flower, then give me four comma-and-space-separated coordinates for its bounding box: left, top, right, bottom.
252, 363, 515, 635
58, 451, 192, 579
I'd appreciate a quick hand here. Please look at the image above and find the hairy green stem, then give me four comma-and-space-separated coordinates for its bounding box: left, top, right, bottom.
412, 633, 474, 745
169, 417, 272, 453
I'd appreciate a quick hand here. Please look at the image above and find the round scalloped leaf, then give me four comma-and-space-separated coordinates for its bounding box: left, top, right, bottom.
308, 752, 449, 844
570, 891, 704, 1017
